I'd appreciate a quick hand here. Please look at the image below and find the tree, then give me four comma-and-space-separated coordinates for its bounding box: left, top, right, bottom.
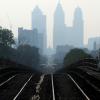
0, 27, 15, 59
17, 45, 40, 68
0, 27, 15, 47
64, 48, 92, 67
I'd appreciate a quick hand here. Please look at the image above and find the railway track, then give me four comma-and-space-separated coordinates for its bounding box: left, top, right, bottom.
53, 74, 89, 100
0, 72, 99, 100
67, 74, 90, 100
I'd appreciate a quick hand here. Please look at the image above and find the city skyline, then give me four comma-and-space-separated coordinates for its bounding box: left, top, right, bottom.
53, 2, 84, 48
0, 0, 100, 47
18, 3, 84, 51
32, 6, 47, 51
18, 7, 47, 55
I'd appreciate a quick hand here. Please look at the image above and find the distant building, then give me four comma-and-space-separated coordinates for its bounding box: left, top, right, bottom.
88, 37, 100, 50
53, 1, 84, 49
46, 47, 54, 56
32, 6, 47, 53
93, 41, 97, 51
18, 27, 44, 54
54, 45, 73, 64
18, 28, 38, 47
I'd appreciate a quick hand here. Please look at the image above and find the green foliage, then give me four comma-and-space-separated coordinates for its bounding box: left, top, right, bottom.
0, 44, 40, 69
17, 45, 40, 68
0, 27, 41, 69
0, 27, 15, 47
0, 27, 15, 59
0, 45, 12, 59
64, 48, 92, 67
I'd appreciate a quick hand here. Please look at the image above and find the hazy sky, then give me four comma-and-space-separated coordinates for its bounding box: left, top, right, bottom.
0, 0, 100, 47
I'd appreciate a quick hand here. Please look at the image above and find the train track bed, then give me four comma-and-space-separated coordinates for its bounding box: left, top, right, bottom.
70, 72, 100, 100
53, 74, 86, 100
39, 74, 53, 100
16, 74, 41, 100
0, 73, 31, 100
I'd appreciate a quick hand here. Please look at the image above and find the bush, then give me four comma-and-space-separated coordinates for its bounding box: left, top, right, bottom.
64, 48, 92, 67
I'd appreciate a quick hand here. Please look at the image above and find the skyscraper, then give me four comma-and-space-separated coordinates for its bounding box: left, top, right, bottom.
53, 1, 66, 48
18, 28, 38, 47
18, 28, 43, 54
53, 1, 84, 49
88, 37, 100, 50
32, 6, 47, 53
73, 7, 84, 47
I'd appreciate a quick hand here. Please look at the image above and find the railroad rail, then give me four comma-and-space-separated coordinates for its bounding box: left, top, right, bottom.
0, 71, 100, 100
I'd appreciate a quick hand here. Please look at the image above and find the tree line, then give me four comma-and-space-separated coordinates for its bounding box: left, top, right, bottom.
0, 27, 40, 70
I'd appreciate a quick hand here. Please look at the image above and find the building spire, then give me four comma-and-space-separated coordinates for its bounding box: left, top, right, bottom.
58, 0, 61, 4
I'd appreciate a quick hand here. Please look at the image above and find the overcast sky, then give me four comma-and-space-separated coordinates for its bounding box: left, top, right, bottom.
0, 0, 100, 47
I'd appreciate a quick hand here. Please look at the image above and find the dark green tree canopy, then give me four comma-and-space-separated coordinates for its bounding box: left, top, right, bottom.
17, 45, 40, 68
64, 48, 92, 67
0, 27, 15, 47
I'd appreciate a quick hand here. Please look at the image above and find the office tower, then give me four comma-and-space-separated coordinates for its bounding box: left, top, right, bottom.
32, 6, 47, 53
53, 1, 84, 49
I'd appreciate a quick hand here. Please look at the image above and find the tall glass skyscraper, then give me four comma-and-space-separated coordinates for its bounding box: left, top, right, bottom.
53, 1, 84, 49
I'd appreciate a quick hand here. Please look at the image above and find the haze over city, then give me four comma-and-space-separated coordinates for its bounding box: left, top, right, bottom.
0, 0, 100, 99
0, 0, 100, 47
